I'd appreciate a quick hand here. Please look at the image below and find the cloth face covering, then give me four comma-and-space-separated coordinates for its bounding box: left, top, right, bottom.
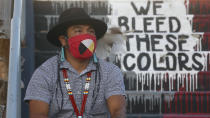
68, 34, 97, 59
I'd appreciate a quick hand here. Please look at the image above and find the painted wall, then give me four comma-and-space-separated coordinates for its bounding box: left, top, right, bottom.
27, 0, 210, 117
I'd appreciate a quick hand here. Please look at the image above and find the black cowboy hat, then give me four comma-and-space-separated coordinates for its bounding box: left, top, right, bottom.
47, 8, 107, 47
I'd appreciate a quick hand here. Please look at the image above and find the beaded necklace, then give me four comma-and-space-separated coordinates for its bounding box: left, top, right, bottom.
62, 68, 92, 118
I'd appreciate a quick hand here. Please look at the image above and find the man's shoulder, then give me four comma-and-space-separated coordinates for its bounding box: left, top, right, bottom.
98, 59, 121, 72
98, 59, 114, 67
41, 55, 58, 66
35, 55, 58, 74
39, 55, 58, 67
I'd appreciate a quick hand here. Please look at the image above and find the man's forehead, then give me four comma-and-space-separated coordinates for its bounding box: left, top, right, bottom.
69, 24, 94, 29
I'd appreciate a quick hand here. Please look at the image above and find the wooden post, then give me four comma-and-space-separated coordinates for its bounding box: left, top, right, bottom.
0, 0, 12, 37
0, 38, 10, 118
0, 0, 12, 117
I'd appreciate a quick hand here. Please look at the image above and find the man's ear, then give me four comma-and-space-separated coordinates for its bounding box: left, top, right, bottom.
58, 35, 68, 46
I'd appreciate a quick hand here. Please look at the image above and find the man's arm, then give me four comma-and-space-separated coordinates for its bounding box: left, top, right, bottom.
29, 100, 49, 118
107, 95, 126, 118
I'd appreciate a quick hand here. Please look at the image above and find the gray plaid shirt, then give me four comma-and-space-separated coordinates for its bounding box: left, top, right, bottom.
24, 56, 125, 118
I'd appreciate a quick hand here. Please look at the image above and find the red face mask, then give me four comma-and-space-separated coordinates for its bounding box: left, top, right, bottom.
68, 34, 97, 59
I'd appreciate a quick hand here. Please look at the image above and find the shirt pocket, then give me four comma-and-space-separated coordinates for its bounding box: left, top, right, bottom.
89, 101, 108, 117
51, 94, 74, 111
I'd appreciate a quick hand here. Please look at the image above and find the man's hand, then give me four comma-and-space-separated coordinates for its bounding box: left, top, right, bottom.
29, 100, 49, 118
107, 95, 126, 118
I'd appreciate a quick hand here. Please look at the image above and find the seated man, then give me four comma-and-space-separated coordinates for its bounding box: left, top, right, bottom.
24, 8, 126, 118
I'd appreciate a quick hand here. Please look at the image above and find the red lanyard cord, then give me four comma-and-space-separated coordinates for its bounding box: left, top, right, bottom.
69, 95, 80, 116
62, 69, 91, 117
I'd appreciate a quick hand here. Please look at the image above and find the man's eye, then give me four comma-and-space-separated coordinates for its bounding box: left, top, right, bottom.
89, 30, 95, 34
75, 29, 82, 32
